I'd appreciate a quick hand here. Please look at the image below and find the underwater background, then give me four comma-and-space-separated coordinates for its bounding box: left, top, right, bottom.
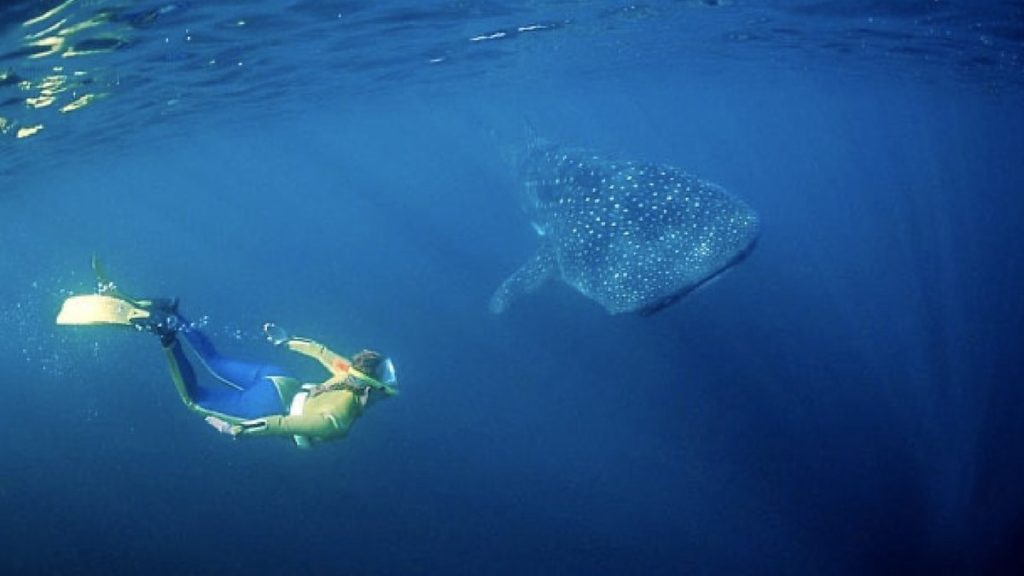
2, 1, 1023, 574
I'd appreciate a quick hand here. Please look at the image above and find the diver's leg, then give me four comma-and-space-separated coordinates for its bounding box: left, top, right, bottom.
175, 317, 283, 390
204, 378, 287, 420
163, 339, 209, 411
136, 300, 288, 420
164, 338, 275, 418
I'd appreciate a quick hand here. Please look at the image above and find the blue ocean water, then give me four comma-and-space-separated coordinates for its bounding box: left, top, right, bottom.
1, 1, 1023, 574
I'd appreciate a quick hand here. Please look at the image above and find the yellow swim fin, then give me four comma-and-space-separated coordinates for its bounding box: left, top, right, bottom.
55, 294, 151, 326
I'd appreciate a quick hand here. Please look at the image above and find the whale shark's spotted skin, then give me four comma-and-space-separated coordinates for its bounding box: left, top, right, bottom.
491, 141, 759, 315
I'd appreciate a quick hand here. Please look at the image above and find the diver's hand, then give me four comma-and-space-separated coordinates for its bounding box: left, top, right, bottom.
263, 322, 289, 347
205, 416, 242, 437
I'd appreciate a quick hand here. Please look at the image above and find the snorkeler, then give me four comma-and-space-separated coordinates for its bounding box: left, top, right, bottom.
56, 259, 398, 448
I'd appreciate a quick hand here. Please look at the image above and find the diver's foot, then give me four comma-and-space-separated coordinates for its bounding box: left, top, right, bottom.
139, 297, 179, 314
130, 297, 181, 344
157, 328, 178, 347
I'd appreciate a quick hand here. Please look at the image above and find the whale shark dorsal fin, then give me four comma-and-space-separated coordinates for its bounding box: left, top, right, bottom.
489, 240, 557, 314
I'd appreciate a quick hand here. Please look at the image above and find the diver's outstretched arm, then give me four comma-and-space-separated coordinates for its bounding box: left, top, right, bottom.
263, 323, 350, 376
285, 337, 351, 376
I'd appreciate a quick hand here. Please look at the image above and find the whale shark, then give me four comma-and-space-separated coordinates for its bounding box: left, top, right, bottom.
490, 139, 759, 315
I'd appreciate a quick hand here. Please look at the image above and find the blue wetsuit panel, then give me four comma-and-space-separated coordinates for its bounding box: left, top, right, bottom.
171, 318, 292, 419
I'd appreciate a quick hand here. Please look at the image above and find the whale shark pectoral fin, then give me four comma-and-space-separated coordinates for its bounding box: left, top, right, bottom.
489, 241, 558, 314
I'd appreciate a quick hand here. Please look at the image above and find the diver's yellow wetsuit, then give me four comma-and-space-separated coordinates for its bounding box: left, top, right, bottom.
164, 334, 387, 445
241, 338, 369, 442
